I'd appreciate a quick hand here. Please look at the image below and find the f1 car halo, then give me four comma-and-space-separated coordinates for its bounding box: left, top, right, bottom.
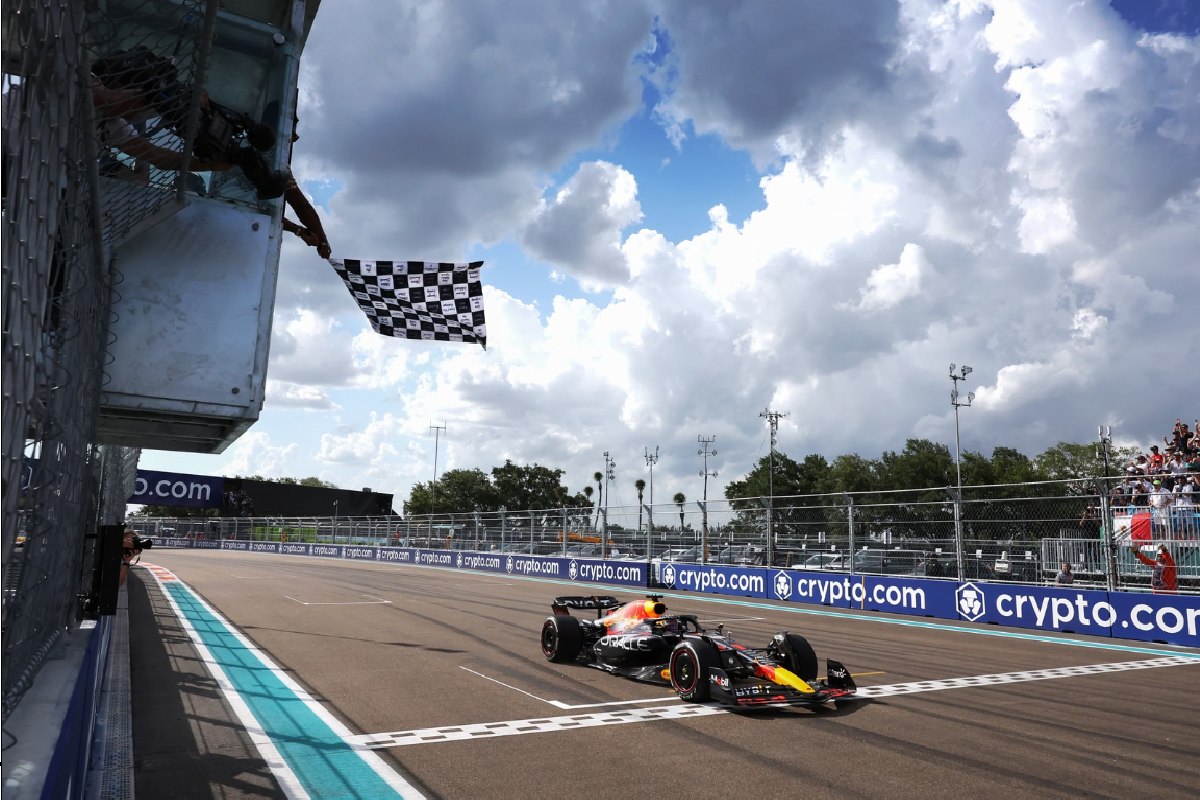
540, 594, 858, 707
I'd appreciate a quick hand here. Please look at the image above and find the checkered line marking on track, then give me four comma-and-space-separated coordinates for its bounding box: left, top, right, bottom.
347, 656, 1198, 749
349, 705, 728, 748
855, 656, 1198, 698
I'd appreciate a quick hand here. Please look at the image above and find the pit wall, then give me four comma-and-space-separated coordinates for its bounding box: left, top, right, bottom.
155, 539, 1200, 649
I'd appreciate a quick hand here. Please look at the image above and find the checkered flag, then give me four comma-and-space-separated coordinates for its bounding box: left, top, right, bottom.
330, 259, 487, 349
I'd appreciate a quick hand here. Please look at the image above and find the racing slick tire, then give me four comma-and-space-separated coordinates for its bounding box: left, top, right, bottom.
776, 632, 818, 682
541, 615, 583, 662
669, 640, 721, 702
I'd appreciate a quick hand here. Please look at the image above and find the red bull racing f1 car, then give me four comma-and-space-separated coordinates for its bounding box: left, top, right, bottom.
540, 594, 857, 707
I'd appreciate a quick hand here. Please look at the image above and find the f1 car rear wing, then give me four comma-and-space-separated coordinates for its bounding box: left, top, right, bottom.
551, 596, 622, 617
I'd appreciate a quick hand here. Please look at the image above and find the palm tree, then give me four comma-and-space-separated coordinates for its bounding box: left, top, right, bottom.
594, 471, 604, 528
582, 486, 594, 531
674, 492, 686, 537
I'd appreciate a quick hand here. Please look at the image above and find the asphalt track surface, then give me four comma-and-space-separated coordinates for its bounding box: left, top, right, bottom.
132, 549, 1200, 799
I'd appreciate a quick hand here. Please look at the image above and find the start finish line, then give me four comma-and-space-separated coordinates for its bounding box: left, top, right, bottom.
151, 538, 1200, 649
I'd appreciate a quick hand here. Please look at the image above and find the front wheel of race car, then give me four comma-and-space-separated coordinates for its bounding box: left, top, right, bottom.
775, 632, 818, 682
669, 641, 721, 702
541, 615, 582, 662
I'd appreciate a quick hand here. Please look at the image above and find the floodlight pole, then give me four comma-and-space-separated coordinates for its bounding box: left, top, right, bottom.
949, 365, 973, 580
645, 446, 659, 566
698, 436, 717, 562
603, 451, 616, 557
430, 421, 447, 517
760, 408, 789, 567
1096, 425, 1117, 591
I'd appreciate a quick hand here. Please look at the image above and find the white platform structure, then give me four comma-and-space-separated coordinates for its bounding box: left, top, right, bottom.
98, 0, 321, 452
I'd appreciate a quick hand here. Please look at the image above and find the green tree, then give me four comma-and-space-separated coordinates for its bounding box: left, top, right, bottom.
1032, 442, 1102, 481
673, 492, 686, 530
491, 460, 583, 511
877, 438, 956, 495
405, 468, 499, 516
724, 452, 829, 504
815, 453, 880, 495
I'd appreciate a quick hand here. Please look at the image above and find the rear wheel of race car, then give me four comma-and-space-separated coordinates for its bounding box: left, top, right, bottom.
541, 616, 582, 662
669, 641, 721, 702
776, 632, 818, 682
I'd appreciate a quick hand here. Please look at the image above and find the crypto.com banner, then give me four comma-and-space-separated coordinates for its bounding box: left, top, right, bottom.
767, 570, 961, 619
144, 540, 1198, 647
128, 470, 223, 508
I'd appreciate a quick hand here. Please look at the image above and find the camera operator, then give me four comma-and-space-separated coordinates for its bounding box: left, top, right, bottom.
119, 528, 153, 587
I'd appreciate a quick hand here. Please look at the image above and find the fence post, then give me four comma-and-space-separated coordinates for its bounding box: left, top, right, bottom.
757, 497, 772, 567
843, 493, 855, 576
600, 508, 608, 558
1095, 478, 1117, 592
500, 509, 506, 552
948, 486, 965, 581
643, 503, 653, 560
561, 507, 568, 556
697, 501, 708, 564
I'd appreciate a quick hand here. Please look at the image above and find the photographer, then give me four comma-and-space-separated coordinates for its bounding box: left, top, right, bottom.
119, 528, 153, 587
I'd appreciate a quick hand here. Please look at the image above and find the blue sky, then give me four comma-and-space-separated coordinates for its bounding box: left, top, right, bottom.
139, 1, 1200, 513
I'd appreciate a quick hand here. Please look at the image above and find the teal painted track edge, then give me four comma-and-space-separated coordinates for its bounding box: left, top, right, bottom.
162, 579, 415, 799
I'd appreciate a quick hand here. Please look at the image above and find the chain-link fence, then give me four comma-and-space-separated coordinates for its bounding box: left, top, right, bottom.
128, 475, 1200, 594
3, 0, 111, 720
2, 0, 214, 720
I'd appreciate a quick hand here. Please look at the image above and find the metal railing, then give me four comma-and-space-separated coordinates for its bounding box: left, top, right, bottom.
128, 475, 1200, 594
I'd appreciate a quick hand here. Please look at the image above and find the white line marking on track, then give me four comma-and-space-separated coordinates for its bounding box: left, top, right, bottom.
284, 594, 393, 605
353, 656, 1200, 749
459, 667, 673, 709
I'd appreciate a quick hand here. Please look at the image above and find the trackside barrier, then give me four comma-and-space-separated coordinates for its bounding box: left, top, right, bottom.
150, 540, 1199, 648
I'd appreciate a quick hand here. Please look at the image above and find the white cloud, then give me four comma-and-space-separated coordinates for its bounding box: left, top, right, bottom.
845, 243, 930, 313
268, 309, 411, 390
222, 432, 300, 478
264, 381, 338, 410
145, 1, 1200, 508
523, 161, 642, 287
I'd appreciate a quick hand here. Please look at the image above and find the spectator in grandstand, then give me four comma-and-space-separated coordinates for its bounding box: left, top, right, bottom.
1168, 451, 1188, 475
1150, 480, 1173, 531
1131, 483, 1150, 507
1147, 445, 1164, 474
1079, 504, 1101, 537
925, 554, 943, 577
1109, 485, 1128, 512
1131, 544, 1177, 594
1055, 562, 1074, 585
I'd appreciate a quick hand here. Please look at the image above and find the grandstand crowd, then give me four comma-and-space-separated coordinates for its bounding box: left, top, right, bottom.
1108, 418, 1198, 535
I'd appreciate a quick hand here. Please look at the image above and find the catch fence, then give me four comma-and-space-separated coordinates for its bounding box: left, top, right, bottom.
129, 476, 1200, 594
2, 0, 216, 720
